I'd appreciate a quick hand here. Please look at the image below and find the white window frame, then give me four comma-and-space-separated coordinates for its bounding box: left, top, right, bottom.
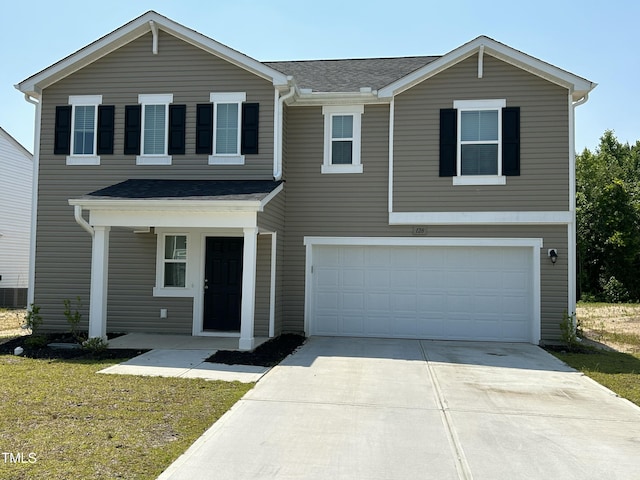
137, 94, 173, 166
209, 92, 246, 165
453, 99, 506, 186
153, 232, 193, 297
67, 95, 102, 166
322, 105, 364, 174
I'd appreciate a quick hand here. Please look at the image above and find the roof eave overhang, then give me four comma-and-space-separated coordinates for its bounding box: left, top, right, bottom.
16, 11, 289, 98
377, 36, 596, 101
69, 198, 267, 212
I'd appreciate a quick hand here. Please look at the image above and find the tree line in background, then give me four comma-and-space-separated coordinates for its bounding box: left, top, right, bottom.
577, 130, 640, 302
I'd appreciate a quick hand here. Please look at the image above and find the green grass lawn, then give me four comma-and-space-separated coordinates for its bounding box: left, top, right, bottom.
552, 349, 640, 407
551, 302, 640, 408
0, 355, 252, 480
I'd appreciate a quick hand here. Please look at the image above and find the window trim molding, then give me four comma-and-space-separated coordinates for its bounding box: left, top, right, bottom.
153, 232, 193, 297
209, 92, 246, 165
66, 95, 102, 165
137, 93, 173, 165
453, 99, 506, 185
322, 105, 364, 174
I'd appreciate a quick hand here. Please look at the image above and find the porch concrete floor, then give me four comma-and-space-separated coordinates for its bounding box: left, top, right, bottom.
99, 333, 271, 383
107, 332, 269, 350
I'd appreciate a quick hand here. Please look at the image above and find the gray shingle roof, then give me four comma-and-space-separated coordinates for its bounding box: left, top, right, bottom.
86, 179, 282, 201
265, 56, 439, 92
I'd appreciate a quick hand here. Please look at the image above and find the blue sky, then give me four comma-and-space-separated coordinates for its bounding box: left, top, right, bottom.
1, 0, 637, 154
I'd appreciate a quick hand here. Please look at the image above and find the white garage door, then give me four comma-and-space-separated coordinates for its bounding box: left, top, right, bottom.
309, 244, 533, 342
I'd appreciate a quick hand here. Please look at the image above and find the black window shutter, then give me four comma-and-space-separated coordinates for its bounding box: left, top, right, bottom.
241, 102, 259, 155
124, 105, 141, 155
502, 107, 520, 176
439, 108, 457, 177
54, 106, 72, 155
168, 104, 186, 155
196, 104, 213, 155
97, 105, 115, 155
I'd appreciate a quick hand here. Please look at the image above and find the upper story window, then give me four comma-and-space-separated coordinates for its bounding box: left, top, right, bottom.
210, 92, 245, 165
195, 93, 259, 165
124, 94, 185, 165
322, 105, 364, 174
65, 95, 102, 165
53, 95, 114, 165
440, 100, 520, 185
137, 94, 172, 165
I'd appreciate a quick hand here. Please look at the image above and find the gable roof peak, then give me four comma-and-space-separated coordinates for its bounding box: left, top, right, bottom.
16, 10, 289, 98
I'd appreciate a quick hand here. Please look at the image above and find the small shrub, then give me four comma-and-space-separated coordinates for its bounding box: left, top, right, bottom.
23, 303, 43, 334
63, 297, 85, 343
601, 276, 630, 303
560, 310, 579, 347
24, 335, 49, 349
82, 337, 109, 355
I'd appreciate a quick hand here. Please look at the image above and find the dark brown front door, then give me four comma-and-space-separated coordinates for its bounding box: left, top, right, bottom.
203, 237, 243, 331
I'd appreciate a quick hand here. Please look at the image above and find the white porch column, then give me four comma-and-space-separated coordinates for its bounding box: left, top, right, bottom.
239, 227, 258, 350
89, 225, 110, 340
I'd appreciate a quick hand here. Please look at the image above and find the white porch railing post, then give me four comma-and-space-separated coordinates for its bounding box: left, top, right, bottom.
239, 227, 258, 350
89, 225, 110, 340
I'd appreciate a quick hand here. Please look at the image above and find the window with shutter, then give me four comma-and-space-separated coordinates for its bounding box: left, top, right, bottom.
439, 99, 519, 185
62, 95, 104, 165
209, 92, 246, 165
136, 94, 173, 165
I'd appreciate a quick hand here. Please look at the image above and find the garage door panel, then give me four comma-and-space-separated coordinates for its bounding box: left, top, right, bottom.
310, 244, 533, 342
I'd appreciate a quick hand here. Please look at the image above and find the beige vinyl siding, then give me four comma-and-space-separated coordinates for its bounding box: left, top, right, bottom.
35, 30, 276, 333
393, 53, 570, 212
255, 235, 271, 337
283, 104, 568, 341
258, 189, 285, 335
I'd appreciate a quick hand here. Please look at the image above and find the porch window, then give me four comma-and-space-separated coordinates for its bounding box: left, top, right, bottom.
163, 235, 187, 288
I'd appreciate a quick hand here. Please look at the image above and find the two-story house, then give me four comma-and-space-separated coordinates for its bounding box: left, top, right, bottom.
16, 11, 595, 349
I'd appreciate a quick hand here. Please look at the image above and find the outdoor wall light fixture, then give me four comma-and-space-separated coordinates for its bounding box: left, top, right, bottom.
548, 249, 558, 264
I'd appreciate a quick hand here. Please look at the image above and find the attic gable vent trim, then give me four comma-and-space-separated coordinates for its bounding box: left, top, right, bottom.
149, 21, 159, 55
478, 44, 484, 78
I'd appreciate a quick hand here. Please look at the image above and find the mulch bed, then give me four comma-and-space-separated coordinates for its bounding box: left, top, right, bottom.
1, 332, 306, 365
0, 334, 147, 360
206, 333, 306, 367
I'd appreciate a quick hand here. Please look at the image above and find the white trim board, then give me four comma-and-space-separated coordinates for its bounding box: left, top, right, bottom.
389, 211, 572, 225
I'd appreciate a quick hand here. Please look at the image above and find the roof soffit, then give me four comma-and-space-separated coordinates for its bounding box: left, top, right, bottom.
16, 11, 289, 97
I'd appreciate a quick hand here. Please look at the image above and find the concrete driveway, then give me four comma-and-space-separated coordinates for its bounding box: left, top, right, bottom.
158, 337, 640, 480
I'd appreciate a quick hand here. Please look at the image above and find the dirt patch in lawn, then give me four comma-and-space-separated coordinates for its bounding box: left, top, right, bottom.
0, 308, 28, 341
206, 333, 306, 367
577, 303, 640, 354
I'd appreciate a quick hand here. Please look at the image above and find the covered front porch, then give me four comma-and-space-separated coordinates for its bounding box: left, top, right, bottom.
69, 179, 283, 351
107, 332, 270, 350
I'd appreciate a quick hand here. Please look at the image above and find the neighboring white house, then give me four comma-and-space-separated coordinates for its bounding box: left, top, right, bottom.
0, 127, 32, 307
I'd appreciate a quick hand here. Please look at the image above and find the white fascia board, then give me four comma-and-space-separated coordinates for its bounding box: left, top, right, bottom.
259, 183, 284, 210
378, 35, 596, 100
89, 209, 257, 229
389, 211, 572, 225
16, 11, 289, 96
303, 236, 543, 249
68, 198, 264, 212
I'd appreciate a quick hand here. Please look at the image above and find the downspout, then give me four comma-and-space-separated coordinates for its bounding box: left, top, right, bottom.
274, 79, 295, 180
568, 92, 589, 331
23, 94, 40, 308
74, 205, 94, 236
